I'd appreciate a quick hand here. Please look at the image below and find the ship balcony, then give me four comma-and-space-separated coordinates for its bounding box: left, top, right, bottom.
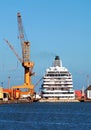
44, 76, 72, 78
60, 85, 73, 88
42, 85, 73, 88
43, 82, 73, 85
65, 79, 72, 82
43, 79, 51, 82
42, 85, 49, 88
43, 81, 57, 84
42, 90, 74, 93
42, 93, 75, 98
43, 78, 71, 81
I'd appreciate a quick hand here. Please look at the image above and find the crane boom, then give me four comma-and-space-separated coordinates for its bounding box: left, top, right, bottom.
17, 12, 30, 63
4, 39, 23, 63
17, 12, 25, 42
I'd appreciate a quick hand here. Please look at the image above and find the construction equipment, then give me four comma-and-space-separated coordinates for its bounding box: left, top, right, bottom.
4, 12, 35, 100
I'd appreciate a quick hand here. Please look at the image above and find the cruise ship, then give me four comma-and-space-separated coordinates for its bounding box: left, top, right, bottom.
41, 56, 75, 100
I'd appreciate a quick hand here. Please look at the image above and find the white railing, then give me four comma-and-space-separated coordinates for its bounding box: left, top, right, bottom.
42, 94, 75, 98
42, 90, 74, 93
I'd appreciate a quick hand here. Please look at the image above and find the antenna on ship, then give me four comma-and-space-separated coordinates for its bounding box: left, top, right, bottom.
87, 75, 90, 87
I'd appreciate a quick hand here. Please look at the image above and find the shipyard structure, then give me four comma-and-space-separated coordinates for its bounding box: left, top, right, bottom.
0, 12, 36, 102
41, 56, 75, 101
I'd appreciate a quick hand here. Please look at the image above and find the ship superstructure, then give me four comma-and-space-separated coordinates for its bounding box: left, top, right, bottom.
41, 56, 75, 99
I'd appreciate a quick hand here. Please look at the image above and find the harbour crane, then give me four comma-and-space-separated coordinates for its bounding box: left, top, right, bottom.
4, 12, 35, 100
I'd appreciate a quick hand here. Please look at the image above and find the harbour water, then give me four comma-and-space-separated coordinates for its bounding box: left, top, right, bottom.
0, 102, 91, 130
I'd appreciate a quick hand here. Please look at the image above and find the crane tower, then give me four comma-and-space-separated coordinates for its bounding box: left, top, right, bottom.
17, 12, 34, 86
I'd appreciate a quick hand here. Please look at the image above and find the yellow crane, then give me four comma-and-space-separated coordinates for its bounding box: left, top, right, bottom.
4, 12, 35, 100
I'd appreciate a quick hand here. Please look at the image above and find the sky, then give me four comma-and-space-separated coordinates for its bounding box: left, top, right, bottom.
0, 0, 91, 92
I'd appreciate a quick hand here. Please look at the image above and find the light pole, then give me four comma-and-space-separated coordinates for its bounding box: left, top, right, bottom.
8, 76, 10, 89
87, 75, 89, 88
